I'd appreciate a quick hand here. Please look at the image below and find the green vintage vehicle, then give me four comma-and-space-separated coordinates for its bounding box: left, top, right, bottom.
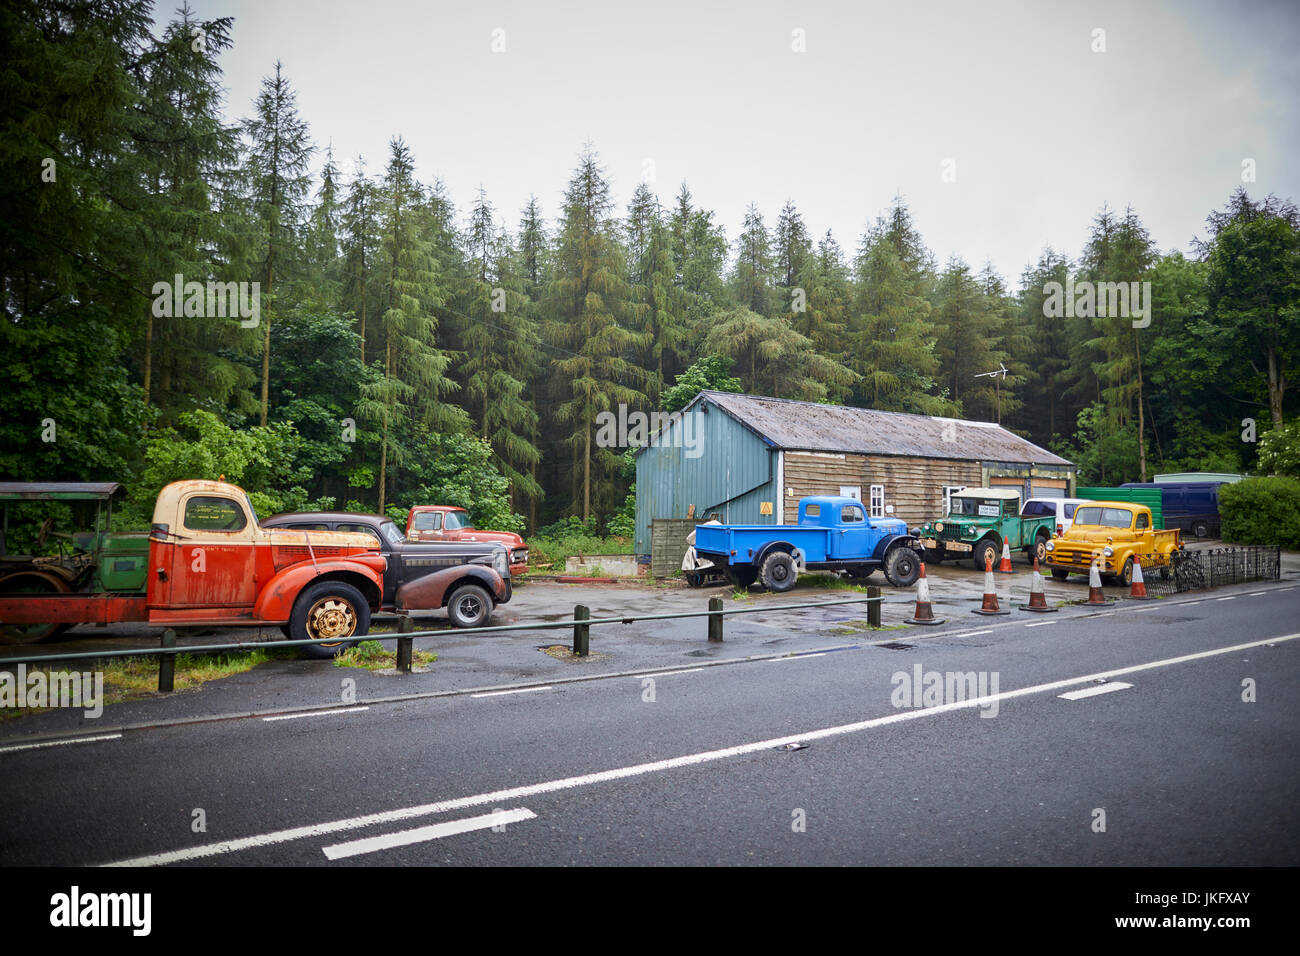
917, 488, 1056, 570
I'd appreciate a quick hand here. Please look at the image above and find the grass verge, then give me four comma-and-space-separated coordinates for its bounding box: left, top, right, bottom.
333, 639, 437, 671
1, 646, 298, 721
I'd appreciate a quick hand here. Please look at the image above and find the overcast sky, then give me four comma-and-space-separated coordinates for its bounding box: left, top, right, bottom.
172, 0, 1300, 285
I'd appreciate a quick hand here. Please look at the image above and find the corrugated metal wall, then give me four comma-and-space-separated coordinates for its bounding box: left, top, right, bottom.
634, 403, 777, 555
1076, 486, 1165, 529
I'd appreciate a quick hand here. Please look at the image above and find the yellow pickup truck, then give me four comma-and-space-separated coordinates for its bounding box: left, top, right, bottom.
1043, 501, 1183, 586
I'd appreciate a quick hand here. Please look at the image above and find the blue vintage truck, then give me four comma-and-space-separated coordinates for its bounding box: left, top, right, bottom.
693, 496, 923, 592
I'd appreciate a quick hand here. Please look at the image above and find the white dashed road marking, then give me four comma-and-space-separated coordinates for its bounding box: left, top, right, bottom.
321, 808, 537, 860
471, 686, 553, 698
0, 734, 122, 755
1059, 682, 1133, 701
263, 707, 369, 722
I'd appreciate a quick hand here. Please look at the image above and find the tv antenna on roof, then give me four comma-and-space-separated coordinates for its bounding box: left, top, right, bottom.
974, 363, 1009, 424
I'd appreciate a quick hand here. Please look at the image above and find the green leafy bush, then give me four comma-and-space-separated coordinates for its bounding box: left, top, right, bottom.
1219, 477, 1300, 548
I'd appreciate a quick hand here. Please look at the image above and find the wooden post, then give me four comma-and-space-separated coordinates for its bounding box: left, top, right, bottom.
396, 615, 414, 673
708, 597, 724, 642
573, 605, 590, 656
158, 628, 176, 693
868, 586, 881, 628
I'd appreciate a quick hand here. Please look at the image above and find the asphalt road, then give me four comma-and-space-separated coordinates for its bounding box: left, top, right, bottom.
1, 579, 1296, 866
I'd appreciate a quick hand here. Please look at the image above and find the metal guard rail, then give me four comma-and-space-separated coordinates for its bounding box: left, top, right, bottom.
0, 589, 889, 686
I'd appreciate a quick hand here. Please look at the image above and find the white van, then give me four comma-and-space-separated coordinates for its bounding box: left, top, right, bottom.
1021, 497, 1091, 537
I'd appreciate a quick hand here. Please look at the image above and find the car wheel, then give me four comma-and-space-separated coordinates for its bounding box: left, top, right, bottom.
291, 580, 369, 659
1050, 569, 1069, 580
973, 539, 999, 571
0, 571, 74, 645
1192, 520, 1209, 538
760, 551, 797, 593
1032, 535, 1048, 566
1118, 558, 1134, 588
884, 546, 921, 588
447, 584, 493, 628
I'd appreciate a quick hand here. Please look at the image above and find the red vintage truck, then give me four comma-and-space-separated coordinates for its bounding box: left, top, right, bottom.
0, 480, 388, 658
405, 505, 528, 574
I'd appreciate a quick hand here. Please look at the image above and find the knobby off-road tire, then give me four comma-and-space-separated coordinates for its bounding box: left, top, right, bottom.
884, 546, 921, 588
972, 539, 999, 572
759, 551, 797, 593
291, 580, 370, 659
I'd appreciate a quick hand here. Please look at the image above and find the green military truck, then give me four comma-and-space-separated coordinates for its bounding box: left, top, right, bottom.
917, 488, 1056, 570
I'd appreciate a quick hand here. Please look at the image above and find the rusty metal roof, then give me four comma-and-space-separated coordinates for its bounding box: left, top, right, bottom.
688, 392, 1072, 466
0, 482, 123, 500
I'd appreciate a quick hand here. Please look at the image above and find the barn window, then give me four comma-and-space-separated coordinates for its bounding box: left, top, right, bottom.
942, 485, 966, 515
869, 485, 885, 518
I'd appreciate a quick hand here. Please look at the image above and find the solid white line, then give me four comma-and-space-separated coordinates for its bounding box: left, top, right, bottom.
766, 653, 829, 663
102, 632, 1300, 867
263, 707, 369, 722
1023, 621, 1054, 628
1216, 596, 1236, 602
1059, 682, 1133, 701
633, 668, 705, 677
1250, 591, 1266, 596
0, 733, 122, 755
470, 686, 552, 698
321, 808, 536, 860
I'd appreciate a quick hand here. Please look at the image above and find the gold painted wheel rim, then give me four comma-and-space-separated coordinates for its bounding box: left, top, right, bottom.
307, 597, 357, 645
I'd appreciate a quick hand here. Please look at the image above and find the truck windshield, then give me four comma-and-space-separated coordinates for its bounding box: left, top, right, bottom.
443, 512, 474, 531
950, 498, 1000, 517
1073, 507, 1133, 529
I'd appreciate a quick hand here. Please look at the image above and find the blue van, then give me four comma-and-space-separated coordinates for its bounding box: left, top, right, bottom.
1121, 482, 1222, 538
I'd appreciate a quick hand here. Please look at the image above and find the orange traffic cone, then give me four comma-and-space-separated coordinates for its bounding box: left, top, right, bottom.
906, 562, 945, 625
973, 551, 1011, 615
1020, 557, 1058, 613
1085, 557, 1110, 606
1128, 554, 1151, 600
996, 535, 1014, 573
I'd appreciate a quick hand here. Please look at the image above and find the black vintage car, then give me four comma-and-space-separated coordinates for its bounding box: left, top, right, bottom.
261, 512, 511, 628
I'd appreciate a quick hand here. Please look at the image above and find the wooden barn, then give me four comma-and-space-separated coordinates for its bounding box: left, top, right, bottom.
634, 391, 1075, 568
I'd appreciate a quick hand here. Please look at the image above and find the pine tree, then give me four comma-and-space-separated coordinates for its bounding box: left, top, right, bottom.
340, 158, 380, 366
357, 138, 466, 512
135, 5, 253, 423
241, 60, 314, 426
544, 147, 649, 520
1080, 204, 1157, 478
305, 143, 342, 298
702, 307, 855, 402
847, 202, 948, 414
732, 205, 774, 316
457, 188, 542, 507
931, 257, 1009, 421
772, 200, 813, 293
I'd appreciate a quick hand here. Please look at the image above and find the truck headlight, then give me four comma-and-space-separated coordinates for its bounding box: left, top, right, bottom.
1103, 547, 1114, 557
935, 522, 944, 533
1045, 541, 1054, 552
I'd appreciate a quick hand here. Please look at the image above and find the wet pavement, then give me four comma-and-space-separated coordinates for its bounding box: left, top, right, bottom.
3, 541, 1297, 743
